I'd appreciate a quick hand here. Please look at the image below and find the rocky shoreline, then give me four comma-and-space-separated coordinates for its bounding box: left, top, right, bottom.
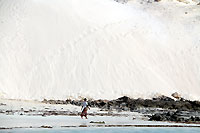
42, 94, 200, 123
1, 93, 200, 124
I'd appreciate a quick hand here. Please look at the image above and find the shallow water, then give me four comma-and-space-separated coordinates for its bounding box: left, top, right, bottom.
2, 127, 200, 133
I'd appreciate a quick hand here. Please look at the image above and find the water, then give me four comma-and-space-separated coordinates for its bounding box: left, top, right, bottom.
2, 127, 200, 133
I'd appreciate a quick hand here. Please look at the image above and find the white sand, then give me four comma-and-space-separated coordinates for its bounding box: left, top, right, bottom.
0, 0, 200, 100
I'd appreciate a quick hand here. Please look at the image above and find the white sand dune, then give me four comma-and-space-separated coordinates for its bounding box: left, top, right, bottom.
0, 0, 200, 100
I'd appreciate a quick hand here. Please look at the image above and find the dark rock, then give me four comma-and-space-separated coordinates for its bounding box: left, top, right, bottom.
65, 99, 71, 104
117, 96, 131, 103
149, 114, 164, 121
0, 103, 6, 106
41, 125, 52, 128
153, 95, 174, 101
90, 121, 105, 124
149, 110, 200, 123
42, 99, 48, 103
180, 98, 186, 101
70, 100, 82, 106
98, 100, 107, 107
48, 100, 57, 104
0, 127, 12, 129
195, 117, 200, 121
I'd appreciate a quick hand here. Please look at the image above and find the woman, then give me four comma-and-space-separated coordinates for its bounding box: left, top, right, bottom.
81, 98, 90, 119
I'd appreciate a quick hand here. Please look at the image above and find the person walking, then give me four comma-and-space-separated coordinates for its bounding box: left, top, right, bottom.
81, 98, 90, 119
